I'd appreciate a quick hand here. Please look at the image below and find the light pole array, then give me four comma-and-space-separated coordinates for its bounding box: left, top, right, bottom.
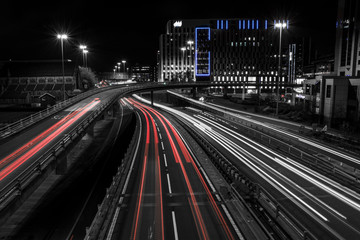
274, 21, 287, 116
57, 34, 68, 101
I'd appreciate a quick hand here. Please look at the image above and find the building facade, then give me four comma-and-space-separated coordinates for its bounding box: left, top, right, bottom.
131, 64, 155, 82
159, 19, 301, 94
334, 0, 360, 76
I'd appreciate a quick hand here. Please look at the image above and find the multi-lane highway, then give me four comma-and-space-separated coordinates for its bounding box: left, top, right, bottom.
135, 94, 360, 240
1, 84, 360, 240
105, 98, 241, 240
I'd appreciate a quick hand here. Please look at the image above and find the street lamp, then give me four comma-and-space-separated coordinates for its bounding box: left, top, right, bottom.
57, 34, 68, 101
117, 62, 121, 72
274, 21, 287, 116
187, 40, 194, 81
80, 45, 87, 67
83, 49, 89, 68
122, 60, 126, 73
181, 47, 186, 81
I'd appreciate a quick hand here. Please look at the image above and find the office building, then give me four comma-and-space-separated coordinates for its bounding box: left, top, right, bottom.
334, 0, 360, 76
159, 19, 301, 93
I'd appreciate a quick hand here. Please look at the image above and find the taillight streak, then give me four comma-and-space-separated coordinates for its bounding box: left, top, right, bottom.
0, 100, 96, 170
0, 100, 100, 182
129, 99, 209, 240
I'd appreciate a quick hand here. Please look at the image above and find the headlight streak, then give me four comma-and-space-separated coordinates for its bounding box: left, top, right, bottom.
201, 126, 329, 222
195, 114, 360, 212
168, 91, 360, 165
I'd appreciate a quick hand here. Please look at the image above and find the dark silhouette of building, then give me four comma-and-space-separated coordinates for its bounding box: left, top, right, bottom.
0, 60, 77, 104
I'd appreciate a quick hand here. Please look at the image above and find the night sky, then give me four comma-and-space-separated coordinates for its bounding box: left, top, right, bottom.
1, 0, 338, 72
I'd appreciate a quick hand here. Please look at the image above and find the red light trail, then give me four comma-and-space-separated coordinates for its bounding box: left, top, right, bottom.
0, 99, 100, 182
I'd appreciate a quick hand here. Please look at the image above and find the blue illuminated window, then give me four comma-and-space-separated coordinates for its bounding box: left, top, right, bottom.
248, 20, 250, 29
226, 20, 228, 30
265, 20, 268, 29
256, 20, 259, 29
243, 20, 246, 29
221, 20, 223, 29
239, 20, 241, 29
217, 20, 219, 29
252, 20, 254, 29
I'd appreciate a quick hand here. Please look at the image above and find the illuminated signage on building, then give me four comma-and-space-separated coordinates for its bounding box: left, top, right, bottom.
173, 21, 182, 27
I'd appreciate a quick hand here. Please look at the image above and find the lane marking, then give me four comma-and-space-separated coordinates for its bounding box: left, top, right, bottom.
163, 153, 168, 168
161, 141, 164, 151
167, 173, 172, 194
172, 211, 179, 240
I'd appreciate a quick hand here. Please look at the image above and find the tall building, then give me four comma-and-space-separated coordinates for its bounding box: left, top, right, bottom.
334, 0, 360, 76
159, 19, 301, 93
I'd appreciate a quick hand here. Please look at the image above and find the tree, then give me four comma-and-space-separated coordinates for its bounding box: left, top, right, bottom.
79, 67, 97, 90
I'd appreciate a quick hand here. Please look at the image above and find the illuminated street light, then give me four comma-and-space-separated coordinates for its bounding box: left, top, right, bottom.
57, 34, 68, 101
187, 40, 194, 81
180, 47, 186, 81
83, 49, 89, 68
122, 60, 126, 73
80, 45, 87, 67
274, 21, 288, 116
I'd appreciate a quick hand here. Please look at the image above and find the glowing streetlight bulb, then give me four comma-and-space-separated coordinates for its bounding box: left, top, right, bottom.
274, 22, 287, 29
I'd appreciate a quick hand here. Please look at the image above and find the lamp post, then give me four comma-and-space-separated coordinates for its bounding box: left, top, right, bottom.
80, 45, 87, 67
187, 40, 194, 81
122, 60, 126, 73
180, 47, 186, 81
274, 22, 287, 116
83, 49, 88, 68
117, 62, 121, 72
57, 34, 68, 101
